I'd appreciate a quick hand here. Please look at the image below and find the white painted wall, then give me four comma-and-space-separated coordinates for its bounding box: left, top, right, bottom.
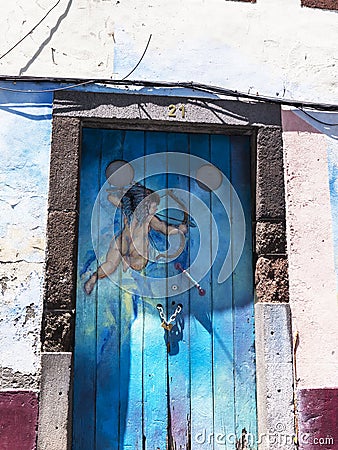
0, 0, 337, 104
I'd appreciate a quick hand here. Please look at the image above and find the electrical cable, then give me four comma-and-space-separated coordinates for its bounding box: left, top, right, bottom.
0, 79, 94, 93
121, 34, 152, 80
0, 77, 337, 114
0, 33, 152, 93
0, 5, 336, 118
0, 0, 62, 61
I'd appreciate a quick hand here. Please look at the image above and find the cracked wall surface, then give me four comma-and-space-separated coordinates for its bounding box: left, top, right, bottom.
0, 1, 337, 444
0, 86, 337, 449
0, 91, 52, 390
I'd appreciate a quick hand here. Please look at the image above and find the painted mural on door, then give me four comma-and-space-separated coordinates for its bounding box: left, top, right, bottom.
73, 128, 257, 449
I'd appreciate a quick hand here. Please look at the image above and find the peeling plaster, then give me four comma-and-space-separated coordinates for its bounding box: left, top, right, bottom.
0, 95, 51, 387
0, 263, 43, 376
0, 367, 39, 390
0, 0, 336, 430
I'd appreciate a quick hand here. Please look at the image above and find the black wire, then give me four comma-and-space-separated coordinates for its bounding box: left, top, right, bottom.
0, 5, 336, 117
298, 108, 338, 126
186, 81, 338, 112
0, 79, 94, 93
121, 34, 152, 80
0, 0, 62, 61
0, 33, 152, 93
0, 75, 338, 115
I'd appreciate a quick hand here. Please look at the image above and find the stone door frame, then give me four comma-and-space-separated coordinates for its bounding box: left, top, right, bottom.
38, 90, 294, 450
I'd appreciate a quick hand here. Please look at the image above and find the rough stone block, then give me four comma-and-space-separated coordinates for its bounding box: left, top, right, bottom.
255, 256, 289, 302
301, 0, 338, 11
256, 221, 286, 255
37, 353, 72, 450
45, 211, 77, 309
0, 391, 38, 450
256, 127, 285, 220
49, 117, 80, 212
43, 311, 73, 352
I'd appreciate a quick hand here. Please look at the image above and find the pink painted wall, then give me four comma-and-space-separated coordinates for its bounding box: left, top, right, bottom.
297, 388, 337, 449
282, 108, 338, 448
0, 392, 38, 450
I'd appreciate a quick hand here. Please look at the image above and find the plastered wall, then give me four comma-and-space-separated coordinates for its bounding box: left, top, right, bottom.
0, 92, 52, 448
0, 92, 52, 390
282, 108, 338, 449
0, 0, 337, 448
282, 109, 338, 389
1, 85, 337, 449
1, 0, 337, 103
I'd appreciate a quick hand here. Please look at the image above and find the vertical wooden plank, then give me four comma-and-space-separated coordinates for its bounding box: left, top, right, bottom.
167, 132, 191, 449
120, 130, 145, 449
95, 129, 124, 449
230, 136, 257, 447
210, 135, 236, 450
189, 133, 214, 450
73, 128, 101, 450
143, 131, 169, 450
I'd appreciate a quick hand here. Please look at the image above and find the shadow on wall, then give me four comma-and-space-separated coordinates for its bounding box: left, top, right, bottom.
285, 109, 338, 141
0, 88, 52, 120
0, 104, 52, 121
19, 0, 73, 76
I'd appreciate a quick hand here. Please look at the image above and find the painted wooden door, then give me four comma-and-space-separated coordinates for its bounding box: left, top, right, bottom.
73, 128, 257, 450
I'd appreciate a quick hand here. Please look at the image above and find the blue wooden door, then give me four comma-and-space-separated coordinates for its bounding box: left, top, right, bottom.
73, 128, 257, 449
